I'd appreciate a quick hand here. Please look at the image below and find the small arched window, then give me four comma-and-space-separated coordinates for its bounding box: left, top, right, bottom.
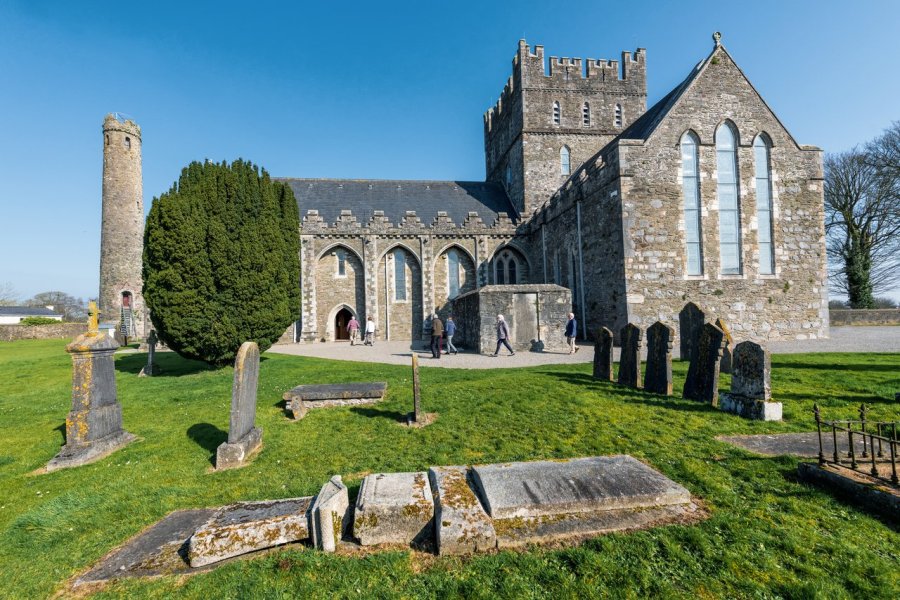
754, 134, 775, 274
560, 146, 571, 176
552, 101, 560, 125
124, 136, 131, 150
505, 163, 512, 190
614, 104, 623, 128
337, 251, 346, 277
583, 102, 591, 127
716, 122, 742, 274
105, 135, 110, 146
681, 132, 703, 275
496, 257, 506, 284
495, 249, 520, 284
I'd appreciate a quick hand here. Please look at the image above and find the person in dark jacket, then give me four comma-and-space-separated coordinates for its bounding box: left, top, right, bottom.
492, 314, 515, 356
430, 313, 444, 358
445, 316, 458, 354
565, 312, 579, 354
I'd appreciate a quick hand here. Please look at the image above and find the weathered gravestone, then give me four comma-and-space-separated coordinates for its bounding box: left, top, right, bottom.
310, 475, 350, 553
592, 326, 614, 381
46, 301, 136, 472
679, 302, 705, 361
715, 317, 734, 374
644, 321, 674, 395
215, 342, 262, 470
138, 330, 160, 377
719, 341, 782, 420
682, 323, 725, 404
617, 324, 643, 389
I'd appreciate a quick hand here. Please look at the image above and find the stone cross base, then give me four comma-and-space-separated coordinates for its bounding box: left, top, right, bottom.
215, 427, 262, 470
719, 393, 782, 421
46, 430, 137, 472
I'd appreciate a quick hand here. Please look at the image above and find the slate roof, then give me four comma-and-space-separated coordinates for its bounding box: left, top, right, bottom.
277, 179, 518, 226
0, 306, 62, 317
618, 57, 706, 141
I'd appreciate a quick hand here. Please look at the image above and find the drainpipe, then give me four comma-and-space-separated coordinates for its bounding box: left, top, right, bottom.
576, 201, 587, 339
541, 224, 548, 284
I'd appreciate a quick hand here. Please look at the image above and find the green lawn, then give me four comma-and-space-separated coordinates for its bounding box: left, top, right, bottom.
0, 339, 897, 599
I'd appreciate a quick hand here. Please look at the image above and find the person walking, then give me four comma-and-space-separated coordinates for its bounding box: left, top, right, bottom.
430, 313, 444, 359
364, 316, 376, 346
492, 314, 515, 356
565, 312, 579, 354
347, 315, 360, 346
445, 316, 458, 354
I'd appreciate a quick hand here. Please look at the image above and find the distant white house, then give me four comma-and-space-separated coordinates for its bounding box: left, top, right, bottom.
0, 306, 64, 324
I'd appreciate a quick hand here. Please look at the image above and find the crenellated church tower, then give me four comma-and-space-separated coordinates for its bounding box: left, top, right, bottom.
99, 113, 146, 341
484, 40, 647, 217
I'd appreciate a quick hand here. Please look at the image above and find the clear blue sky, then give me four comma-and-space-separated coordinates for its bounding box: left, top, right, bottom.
1, 0, 898, 302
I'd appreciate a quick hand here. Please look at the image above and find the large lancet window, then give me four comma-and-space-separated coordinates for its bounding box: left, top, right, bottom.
552, 101, 560, 125
393, 249, 407, 301
560, 146, 571, 176
447, 249, 460, 298
680, 132, 703, 275
754, 135, 775, 274
716, 123, 742, 274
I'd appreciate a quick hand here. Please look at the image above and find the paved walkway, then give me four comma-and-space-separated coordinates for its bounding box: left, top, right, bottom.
266, 326, 900, 369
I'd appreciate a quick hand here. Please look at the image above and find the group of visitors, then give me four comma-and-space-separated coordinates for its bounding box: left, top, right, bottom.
429, 314, 459, 359
345, 311, 581, 357
347, 316, 377, 346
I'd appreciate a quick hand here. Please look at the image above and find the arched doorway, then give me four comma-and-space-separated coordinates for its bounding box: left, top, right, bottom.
334, 308, 353, 341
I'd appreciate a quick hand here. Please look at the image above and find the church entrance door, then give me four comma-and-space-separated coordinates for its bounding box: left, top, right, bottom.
335, 308, 352, 341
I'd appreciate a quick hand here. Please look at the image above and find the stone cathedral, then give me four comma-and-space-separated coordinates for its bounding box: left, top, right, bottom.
100, 35, 829, 347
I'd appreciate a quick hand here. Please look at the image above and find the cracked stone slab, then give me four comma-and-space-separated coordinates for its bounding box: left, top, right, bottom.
310, 476, 350, 553
353, 472, 434, 547
283, 382, 387, 419
428, 466, 496, 555
471, 455, 691, 519
188, 497, 312, 567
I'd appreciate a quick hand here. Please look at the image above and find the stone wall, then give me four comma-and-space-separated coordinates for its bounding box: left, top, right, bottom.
376, 246, 423, 341
830, 309, 900, 326
453, 284, 571, 354
0, 323, 87, 342
314, 245, 366, 341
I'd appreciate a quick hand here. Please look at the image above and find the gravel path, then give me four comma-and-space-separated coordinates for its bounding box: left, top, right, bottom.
266, 326, 900, 369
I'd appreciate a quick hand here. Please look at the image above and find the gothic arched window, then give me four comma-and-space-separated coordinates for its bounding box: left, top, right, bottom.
552, 101, 560, 125
494, 249, 521, 284
716, 122, 742, 274
448, 249, 461, 298
754, 134, 775, 274
681, 131, 703, 275
560, 146, 571, 176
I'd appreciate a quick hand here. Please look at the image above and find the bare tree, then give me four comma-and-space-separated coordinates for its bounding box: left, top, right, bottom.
824, 145, 900, 308
0, 282, 19, 306
26, 291, 87, 321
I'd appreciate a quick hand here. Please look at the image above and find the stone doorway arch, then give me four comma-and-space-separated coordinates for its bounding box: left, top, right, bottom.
334, 307, 353, 341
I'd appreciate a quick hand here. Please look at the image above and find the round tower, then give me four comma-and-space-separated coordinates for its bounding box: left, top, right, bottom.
99, 113, 145, 341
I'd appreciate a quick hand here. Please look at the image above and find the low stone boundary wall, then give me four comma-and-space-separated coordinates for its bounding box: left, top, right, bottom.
830, 309, 900, 326
0, 323, 87, 342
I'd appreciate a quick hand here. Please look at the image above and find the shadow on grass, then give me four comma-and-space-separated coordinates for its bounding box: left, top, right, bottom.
349, 406, 408, 422
771, 361, 900, 373
542, 370, 718, 413
54, 423, 65, 444
187, 423, 227, 466
115, 352, 216, 377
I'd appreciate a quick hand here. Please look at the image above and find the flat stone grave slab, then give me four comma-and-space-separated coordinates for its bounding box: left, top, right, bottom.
75, 509, 215, 586
471, 455, 691, 520
428, 466, 496, 555
283, 382, 387, 419
189, 497, 312, 567
353, 471, 434, 548
718, 433, 867, 458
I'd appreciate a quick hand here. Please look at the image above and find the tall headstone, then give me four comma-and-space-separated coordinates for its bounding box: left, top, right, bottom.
592, 327, 614, 381
138, 330, 160, 377
719, 341, 782, 420
644, 321, 674, 395
617, 324, 643, 389
215, 342, 262, 469
678, 302, 705, 361
682, 323, 725, 404
715, 317, 734, 374
46, 301, 136, 472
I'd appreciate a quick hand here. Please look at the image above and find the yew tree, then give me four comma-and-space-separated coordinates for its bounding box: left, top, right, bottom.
143, 159, 300, 366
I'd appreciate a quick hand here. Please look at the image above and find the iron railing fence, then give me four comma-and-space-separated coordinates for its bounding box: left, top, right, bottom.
814, 404, 899, 486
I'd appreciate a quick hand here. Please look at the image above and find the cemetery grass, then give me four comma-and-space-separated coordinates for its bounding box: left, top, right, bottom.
0, 341, 897, 599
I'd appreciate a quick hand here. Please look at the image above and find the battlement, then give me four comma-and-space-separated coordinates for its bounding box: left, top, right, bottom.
300, 209, 518, 233
103, 113, 141, 139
